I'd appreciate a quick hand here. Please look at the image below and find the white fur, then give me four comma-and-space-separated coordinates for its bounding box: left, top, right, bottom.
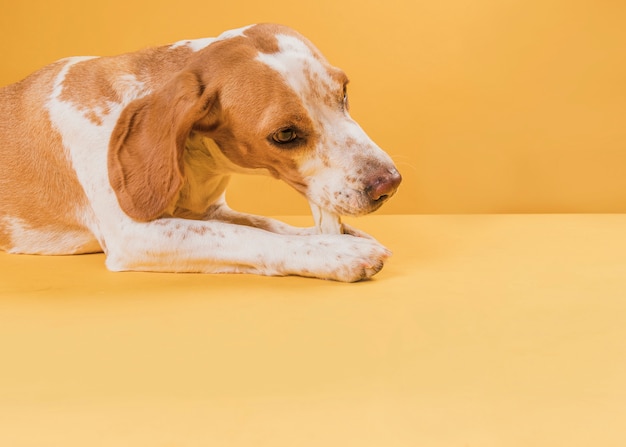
257, 34, 337, 103
170, 37, 216, 52
1, 216, 99, 255
216, 24, 256, 41
171, 24, 255, 52
47, 57, 126, 249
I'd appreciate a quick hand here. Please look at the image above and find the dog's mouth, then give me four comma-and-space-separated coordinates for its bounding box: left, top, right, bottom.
343, 197, 387, 216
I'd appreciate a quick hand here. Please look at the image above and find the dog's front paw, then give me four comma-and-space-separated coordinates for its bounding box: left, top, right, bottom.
322, 235, 392, 282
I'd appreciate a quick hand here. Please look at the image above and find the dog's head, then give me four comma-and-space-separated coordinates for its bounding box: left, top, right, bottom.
109, 23, 401, 221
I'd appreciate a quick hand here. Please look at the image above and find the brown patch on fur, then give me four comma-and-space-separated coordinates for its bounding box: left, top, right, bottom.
84, 110, 104, 126
59, 59, 115, 123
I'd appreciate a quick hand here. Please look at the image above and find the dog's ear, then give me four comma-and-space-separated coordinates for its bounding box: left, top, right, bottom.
108, 70, 218, 221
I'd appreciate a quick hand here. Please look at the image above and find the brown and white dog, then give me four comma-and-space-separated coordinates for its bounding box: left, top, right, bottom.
0, 24, 401, 282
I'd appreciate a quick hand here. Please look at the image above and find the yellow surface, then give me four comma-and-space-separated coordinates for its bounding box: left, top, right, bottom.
2, 0, 626, 213
1, 214, 626, 446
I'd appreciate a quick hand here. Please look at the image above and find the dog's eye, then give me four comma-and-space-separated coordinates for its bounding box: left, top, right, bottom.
342, 86, 349, 110
272, 128, 298, 144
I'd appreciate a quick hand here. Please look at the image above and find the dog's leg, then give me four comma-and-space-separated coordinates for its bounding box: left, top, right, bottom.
102, 218, 390, 282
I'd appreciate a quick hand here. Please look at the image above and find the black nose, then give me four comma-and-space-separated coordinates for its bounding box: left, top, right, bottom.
365, 168, 402, 201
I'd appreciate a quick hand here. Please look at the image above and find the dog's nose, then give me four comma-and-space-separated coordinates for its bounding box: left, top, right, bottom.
365, 168, 402, 201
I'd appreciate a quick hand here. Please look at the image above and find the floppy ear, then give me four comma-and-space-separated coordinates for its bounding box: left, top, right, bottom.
108, 70, 218, 221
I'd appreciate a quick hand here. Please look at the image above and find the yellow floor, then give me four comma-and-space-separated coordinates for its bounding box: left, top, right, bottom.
1, 214, 625, 446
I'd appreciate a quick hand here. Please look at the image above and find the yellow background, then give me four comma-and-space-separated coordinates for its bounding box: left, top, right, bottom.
2, 0, 625, 214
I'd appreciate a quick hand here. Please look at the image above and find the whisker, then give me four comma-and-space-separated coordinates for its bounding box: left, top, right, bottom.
389, 154, 418, 173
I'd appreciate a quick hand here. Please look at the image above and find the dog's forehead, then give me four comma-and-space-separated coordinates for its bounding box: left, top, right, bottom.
254, 33, 347, 97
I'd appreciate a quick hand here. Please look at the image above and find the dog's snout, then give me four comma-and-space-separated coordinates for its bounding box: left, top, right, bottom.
365, 168, 402, 201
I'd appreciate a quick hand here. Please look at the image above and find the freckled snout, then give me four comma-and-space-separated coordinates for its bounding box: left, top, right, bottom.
365, 168, 402, 202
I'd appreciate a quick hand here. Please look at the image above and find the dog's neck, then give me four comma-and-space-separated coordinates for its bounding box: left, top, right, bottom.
164, 134, 271, 219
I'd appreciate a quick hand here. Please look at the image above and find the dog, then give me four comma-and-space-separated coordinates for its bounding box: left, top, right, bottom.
0, 23, 401, 282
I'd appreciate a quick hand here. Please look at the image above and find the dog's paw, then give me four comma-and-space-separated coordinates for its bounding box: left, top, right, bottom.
318, 235, 392, 282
